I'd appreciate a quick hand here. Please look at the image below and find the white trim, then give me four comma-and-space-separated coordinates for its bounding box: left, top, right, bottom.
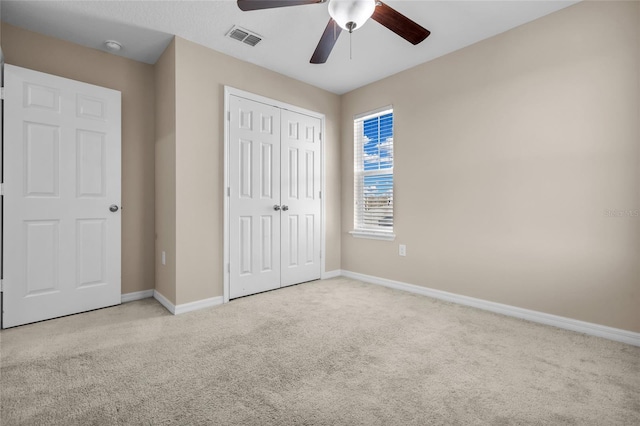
223, 87, 231, 304
174, 296, 224, 315
321, 269, 343, 279
354, 105, 393, 120
153, 290, 223, 315
225, 87, 325, 119
121, 290, 154, 303
1, 69, 3, 330
153, 290, 176, 314
320, 106, 327, 289
341, 270, 640, 347
349, 230, 396, 241
223, 86, 326, 304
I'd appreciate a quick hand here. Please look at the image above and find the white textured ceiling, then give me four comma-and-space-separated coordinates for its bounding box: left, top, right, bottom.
1, 0, 579, 94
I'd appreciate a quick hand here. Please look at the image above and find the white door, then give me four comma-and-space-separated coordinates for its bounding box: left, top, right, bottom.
228, 95, 322, 299
3, 65, 121, 328
280, 109, 322, 287
229, 95, 282, 299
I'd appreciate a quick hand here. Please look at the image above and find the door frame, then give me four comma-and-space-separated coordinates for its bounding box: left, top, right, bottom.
223, 86, 326, 303
1, 51, 4, 328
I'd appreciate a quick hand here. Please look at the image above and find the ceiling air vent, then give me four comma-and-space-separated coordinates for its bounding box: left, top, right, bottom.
227, 26, 262, 47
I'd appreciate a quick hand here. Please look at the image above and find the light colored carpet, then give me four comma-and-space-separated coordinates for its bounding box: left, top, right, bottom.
1, 277, 638, 425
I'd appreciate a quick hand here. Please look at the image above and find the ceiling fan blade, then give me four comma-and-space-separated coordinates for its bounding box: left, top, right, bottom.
237, 0, 324, 12
371, 1, 431, 45
310, 18, 342, 64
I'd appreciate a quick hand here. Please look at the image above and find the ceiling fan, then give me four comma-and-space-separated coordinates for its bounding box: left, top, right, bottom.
237, 0, 431, 64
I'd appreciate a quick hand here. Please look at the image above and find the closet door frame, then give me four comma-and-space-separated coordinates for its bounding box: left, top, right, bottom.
223, 86, 327, 304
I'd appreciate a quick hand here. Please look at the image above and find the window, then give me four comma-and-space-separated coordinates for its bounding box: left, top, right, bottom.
352, 107, 395, 240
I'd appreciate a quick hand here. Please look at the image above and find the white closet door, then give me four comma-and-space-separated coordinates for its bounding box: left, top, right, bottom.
280, 109, 322, 287
229, 95, 282, 299
3, 65, 122, 328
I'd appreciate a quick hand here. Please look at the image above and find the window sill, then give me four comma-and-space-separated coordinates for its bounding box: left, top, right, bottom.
349, 230, 396, 241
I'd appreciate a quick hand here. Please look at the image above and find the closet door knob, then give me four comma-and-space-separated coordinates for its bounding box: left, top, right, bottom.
273, 205, 281, 211
282, 205, 289, 211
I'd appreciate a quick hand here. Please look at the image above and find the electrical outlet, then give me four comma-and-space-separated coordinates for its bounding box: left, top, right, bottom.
162, 251, 166, 265
399, 244, 406, 256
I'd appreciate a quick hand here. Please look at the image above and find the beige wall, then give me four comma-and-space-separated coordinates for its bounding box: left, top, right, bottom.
1, 24, 156, 295
341, 1, 640, 332
154, 39, 177, 302
3, 1, 636, 333
170, 37, 341, 305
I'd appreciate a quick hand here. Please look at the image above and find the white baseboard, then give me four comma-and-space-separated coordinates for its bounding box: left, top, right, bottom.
153, 290, 176, 314
341, 270, 640, 347
153, 290, 223, 315
121, 289, 154, 303
321, 269, 343, 279
174, 296, 224, 315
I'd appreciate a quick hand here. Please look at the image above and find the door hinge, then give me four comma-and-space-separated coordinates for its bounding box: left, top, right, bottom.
319, 132, 322, 141
0, 280, 4, 292
227, 187, 230, 197
0, 183, 4, 196
0, 87, 4, 100
227, 111, 231, 121
319, 190, 322, 199
227, 263, 230, 273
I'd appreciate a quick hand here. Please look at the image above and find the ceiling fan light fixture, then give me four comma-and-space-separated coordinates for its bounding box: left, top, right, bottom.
328, 0, 376, 33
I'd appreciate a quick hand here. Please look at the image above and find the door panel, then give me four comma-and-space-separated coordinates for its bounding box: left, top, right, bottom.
3, 65, 121, 328
25, 220, 60, 296
260, 215, 274, 272
229, 96, 282, 299
76, 130, 107, 197
76, 219, 107, 288
25, 122, 60, 196
281, 110, 322, 287
288, 215, 299, 267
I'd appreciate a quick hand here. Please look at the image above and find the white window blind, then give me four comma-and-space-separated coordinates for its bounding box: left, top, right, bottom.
353, 107, 394, 237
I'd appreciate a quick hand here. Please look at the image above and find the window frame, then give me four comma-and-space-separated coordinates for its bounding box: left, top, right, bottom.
350, 106, 396, 241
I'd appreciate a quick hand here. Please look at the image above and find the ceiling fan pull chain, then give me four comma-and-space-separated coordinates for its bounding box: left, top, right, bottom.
350, 31, 352, 60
